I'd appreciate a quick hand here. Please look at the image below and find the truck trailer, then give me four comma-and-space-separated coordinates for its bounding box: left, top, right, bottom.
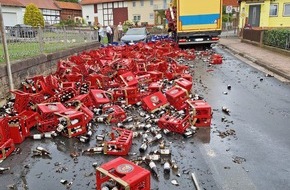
166, 0, 222, 46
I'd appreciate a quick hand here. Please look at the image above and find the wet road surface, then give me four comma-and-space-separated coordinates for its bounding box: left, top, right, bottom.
1, 45, 290, 190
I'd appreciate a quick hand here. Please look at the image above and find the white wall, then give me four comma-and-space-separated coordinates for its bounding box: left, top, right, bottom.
82, 5, 96, 25
2, 6, 23, 26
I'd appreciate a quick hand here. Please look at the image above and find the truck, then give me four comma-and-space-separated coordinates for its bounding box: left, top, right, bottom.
166, 0, 222, 46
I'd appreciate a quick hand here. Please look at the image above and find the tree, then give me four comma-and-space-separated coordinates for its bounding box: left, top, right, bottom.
24, 3, 45, 27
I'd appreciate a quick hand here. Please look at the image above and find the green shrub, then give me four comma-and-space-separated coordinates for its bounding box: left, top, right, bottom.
122, 20, 134, 33
263, 28, 290, 49
24, 3, 44, 27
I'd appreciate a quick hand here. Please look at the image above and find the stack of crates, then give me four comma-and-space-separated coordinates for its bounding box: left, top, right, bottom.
165, 86, 189, 110
186, 100, 212, 127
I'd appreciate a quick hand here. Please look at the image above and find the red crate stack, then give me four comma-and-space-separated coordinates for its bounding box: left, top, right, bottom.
123, 87, 141, 105
186, 100, 212, 127
165, 86, 189, 110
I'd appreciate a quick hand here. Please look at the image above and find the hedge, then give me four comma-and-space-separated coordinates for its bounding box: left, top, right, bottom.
263, 28, 290, 50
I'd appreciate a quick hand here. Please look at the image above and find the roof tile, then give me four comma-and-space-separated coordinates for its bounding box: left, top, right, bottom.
80, 0, 123, 5
223, 0, 239, 7
0, 0, 23, 7
55, 1, 81, 10
18, 0, 60, 10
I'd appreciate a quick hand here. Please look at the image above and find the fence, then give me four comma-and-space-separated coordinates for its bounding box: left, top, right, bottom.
0, 26, 98, 64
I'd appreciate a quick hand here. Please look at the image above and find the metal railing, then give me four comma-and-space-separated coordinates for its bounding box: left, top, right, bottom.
0, 26, 98, 64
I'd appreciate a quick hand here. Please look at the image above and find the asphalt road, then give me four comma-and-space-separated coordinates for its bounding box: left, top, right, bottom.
0, 45, 290, 190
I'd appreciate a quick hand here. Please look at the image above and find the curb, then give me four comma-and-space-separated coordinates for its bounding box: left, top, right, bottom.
219, 44, 290, 82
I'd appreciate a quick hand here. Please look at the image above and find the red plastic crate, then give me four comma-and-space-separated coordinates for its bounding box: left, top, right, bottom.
175, 78, 193, 92
165, 86, 189, 110
148, 82, 163, 93
71, 94, 94, 108
79, 104, 94, 122
19, 110, 40, 132
119, 72, 138, 87
56, 87, 77, 103
11, 90, 30, 113
0, 118, 9, 144
158, 114, 191, 134
61, 82, 76, 89
0, 139, 15, 160
142, 91, 168, 113
181, 73, 193, 82
186, 100, 212, 127
65, 73, 83, 82
7, 117, 27, 144
57, 109, 87, 138
96, 157, 150, 190
103, 105, 126, 123
136, 74, 151, 85
210, 54, 223, 64
90, 89, 111, 108
148, 71, 164, 82
37, 117, 58, 133
104, 127, 133, 156
37, 102, 67, 120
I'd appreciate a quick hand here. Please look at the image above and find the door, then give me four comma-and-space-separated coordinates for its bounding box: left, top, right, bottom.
113, 8, 128, 25
3, 12, 17, 26
248, 5, 260, 27
94, 17, 99, 26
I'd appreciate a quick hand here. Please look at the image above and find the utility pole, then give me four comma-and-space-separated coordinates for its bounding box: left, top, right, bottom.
0, 4, 14, 90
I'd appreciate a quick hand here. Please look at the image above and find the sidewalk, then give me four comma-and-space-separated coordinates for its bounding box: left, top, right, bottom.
218, 36, 290, 81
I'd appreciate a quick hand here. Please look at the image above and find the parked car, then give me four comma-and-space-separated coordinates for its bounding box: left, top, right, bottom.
10, 24, 37, 38
121, 27, 150, 44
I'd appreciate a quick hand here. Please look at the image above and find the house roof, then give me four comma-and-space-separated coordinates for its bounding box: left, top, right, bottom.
80, 0, 123, 5
223, 0, 239, 7
55, 1, 82, 10
0, 0, 23, 7
19, 0, 60, 10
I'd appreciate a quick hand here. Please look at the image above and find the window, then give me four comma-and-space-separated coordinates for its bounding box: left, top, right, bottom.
270, 4, 278, 16
94, 4, 98, 13
163, 0, 167, 9
133, 1, 136, 7
150, 0, 153, 6
284, 3, 290, 16
133, 15, 141, 21
149, 13, 154, 19
141, 0, 144, 6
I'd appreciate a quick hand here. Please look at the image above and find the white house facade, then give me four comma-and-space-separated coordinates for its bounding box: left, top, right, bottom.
81, 0, 128, 26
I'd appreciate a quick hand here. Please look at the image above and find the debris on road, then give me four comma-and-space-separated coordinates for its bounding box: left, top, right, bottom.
232, 156, 246, 164
218, 129, 236, 138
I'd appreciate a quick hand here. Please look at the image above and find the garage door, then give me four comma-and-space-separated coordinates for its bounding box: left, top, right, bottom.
3, 12, 17, 26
